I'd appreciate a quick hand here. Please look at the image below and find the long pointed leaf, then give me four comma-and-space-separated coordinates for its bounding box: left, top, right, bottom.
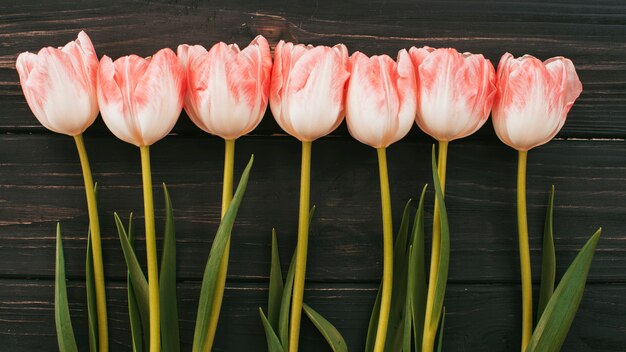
537, 185, 556, 321
279, 252, 296, 350
86, 183, 98, 352
114, 213, 150, 338
192, 156, 254, 352
303, 303, 348, 352
426, 146, 450, 333
526, 229, 601, 352
365, 281, 382, 352
160, 183, 180, 352
410, 185, 428, 352
386, 200, 416, 351
268, 229, 284, 331
86, 230, 98, 352
259, 308, 286, 352
403, 245, 415, 352
435, 307, 445, 352
126, 214, 144, 352
55, 223, 78, 352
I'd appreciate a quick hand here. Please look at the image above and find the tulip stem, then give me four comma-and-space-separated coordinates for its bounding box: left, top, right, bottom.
373, 147, 394, 352
73, 134, 108, 352
204, 138, 235, 351
517, 150, 532, 351
140, 145, 160, 352
289, 141, 312, 352
422, 140, 448, 352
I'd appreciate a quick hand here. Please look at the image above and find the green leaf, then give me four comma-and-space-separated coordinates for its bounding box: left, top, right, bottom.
537, 185, 556, 321
303, 303, 348, 352
403, 245, 414, 352
192, 156, 254, 352
86, 183, 99, 352
86, 230, 98, 352
526, 228, 601, 352
55, 223, 78, 352
114, 213, 150, 341
364, 281, 382, 352
259, 308, 286, 352
426, 146, 450, 333
410, 186, 428, 352
435, 307, 445, 352
126, 214, 144, 352
279, 252, 296, 350
385, 200, 416, 351
160, 183, 180, 352
268, 229, 284, 331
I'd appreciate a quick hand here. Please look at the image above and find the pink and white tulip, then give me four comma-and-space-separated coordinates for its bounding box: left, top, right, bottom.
16, 31, 99, 136
346, 50, 417, 148
177, 36, 272, 140
270, 41, 350, 141
97, 48, 185, 147
492, 53, 582, 151
410, 47, 496, 142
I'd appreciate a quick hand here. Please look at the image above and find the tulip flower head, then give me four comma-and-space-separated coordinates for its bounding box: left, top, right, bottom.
270, 41, 350, 142
410, 46, 496, 142
97, 48, 185, 147
178, 36, 272, 140
16, 31, 99, 136
346, 50, 417, 148
492, 53, 582, 151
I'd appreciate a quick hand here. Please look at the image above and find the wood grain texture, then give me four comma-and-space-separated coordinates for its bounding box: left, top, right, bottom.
1, 0, 625, 350
0, 135, 623, 283
1, 279, 624, 352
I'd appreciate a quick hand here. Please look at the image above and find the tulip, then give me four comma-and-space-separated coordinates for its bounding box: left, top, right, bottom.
16, 31, 109, 352
178, 36, 271, 351
16, 31, 99, 136
270, 41, 350, 142
492, 53, 582, 151
409, 46, 496, 351
98, 48, 185, 147
492, 53, 582, 351
98, 47, 185, 352
269, 40, 350, 352
345, 49, 416, 352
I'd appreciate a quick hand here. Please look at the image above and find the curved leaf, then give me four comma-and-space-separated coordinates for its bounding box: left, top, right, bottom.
410, 185, 428, 352
55, 223, 78, 352
192, 156, 254, 352
259, 308, 285, 352
268, 229, 284, 331
537, 185, 556, 321
160, 183, 180, 352
526, 229, 601, 352
303, 303, 348, 352
126, 214, 144, 352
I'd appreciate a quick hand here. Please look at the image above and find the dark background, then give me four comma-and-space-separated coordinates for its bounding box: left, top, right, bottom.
1, 0, 625, 350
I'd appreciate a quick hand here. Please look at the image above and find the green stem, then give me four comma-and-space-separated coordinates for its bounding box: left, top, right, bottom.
373, 147, 394, 352
422, 140, 448, 352
517, 150, 532, 351
140, 145, 160, 352
204, 138, 235, 351
289, 141, 312, 352
73, 134, 108, 352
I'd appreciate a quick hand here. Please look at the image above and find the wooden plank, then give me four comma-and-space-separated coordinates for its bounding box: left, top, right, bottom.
1, 134, 623, 282
1, 0, 625, 137
0, 279, 623, 351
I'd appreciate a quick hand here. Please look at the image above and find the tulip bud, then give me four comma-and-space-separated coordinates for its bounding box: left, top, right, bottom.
410, 47, 496, 142
97, 48, 185, 147
177, 36, 272, 140
16, 31, 99, 136
492, 53, 583, 151
270, 41, 350, 141
345, 50, 417, 148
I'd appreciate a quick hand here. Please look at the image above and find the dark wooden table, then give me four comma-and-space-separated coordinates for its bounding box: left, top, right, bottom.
1, 0, 625, 351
